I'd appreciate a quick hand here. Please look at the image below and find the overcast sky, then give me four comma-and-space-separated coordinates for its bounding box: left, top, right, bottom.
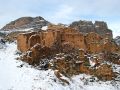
0, 0, 120, 37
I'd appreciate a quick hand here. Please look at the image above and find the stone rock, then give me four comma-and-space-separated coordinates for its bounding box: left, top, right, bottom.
79, 49, 85, 60
30, 43, 42, 58
85, 32, 103, 53
61, 42, 75, 53
17, 32, 37, 52
21, 43, 52, 65
95, 64, 116, 80
105, 53, 120, 65
103, 39, 118, 53
21, 43, 42, 64
1, 16, 50, 30
69, 20, 113, 39
28, 34, 41, 48
17, 25, 118, 54
52, 53, 90, 76
54, 70, 69, 85
69, 20, 95, 34
15, 23, 120, 82
79, 64, 90, 74
94, 21, 108, 29
17, 24, 120, 70
114, 36, 120, 46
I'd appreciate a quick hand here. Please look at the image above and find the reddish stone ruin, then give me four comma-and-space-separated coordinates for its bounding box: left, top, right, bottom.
17, 24, 120, 81
17, 24, 118, 54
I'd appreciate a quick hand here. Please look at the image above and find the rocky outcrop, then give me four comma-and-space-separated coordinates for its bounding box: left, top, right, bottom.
114, 36, 120, 46
17, 25, 118, 54
54, 70, 69, 85
17, 24, 120, 81
17, 32, 37, 52
21, 43, 52, 65
95, 64, 116, 80
105, 53, 120, 65
69, 20, 113, 39
1, 16, 50, 30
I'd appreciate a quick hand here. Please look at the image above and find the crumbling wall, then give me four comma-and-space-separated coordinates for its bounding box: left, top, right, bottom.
62, 32, 86, 50
28, 34, 41, 49
103, 40, 118, 53
17, 26, 118, 54
85, 32, 103, 53
41, 30, 61, 47
17, 32, 36, 52
17, 24, 120, 81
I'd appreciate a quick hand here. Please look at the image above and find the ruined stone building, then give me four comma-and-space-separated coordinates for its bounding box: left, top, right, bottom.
17, 24, 118, 54
17, 22, 120, 80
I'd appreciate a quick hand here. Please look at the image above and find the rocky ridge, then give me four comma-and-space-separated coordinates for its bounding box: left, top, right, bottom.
1, 16, 50, 30
114, 36, 120, 46
70, 20, 113, 39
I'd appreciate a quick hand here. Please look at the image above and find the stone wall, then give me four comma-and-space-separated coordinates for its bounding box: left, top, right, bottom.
63, 33, 86, 50
28, 34, 41, 49
17, 32, 37, 52
41, 30, 61, 47
85, 32, 103, 53
17, 24, 120, 81
17, 25, 118, 54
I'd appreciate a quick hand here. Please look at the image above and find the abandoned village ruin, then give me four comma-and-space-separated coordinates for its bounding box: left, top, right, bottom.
16, 20, 120, 81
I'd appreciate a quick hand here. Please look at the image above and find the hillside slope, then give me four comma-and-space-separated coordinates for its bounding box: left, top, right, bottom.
1, 16, 50, 30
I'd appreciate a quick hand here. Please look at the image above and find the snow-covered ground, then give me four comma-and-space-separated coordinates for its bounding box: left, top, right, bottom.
0, 43, 120, 90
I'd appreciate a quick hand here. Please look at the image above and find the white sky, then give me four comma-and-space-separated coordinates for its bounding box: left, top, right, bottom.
0, 0, 120, 37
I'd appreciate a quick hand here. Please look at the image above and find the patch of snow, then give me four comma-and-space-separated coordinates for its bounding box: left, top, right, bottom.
88, 57, 96, 67
0, 28, 33, 34
112, 64, 120, 74
40, 20, 45, 22
59, 73, 70, 83
19, 28, 33, 31
0, 43, 6, 49
95, 25, 100, 28
41, 26, 48, 30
